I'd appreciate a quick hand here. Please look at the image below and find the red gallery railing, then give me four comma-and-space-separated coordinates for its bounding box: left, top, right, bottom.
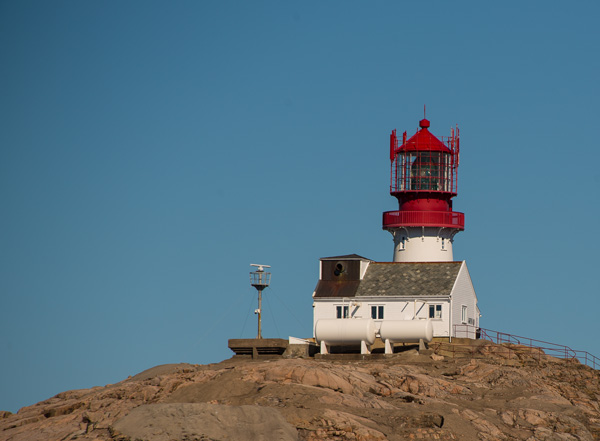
382, 210, 465, 230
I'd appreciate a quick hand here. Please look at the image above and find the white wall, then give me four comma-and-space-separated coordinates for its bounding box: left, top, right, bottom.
450, 261, 478, 338
389, 227, 459, 262
313, 297, 451, 338
359, 260, 371, 279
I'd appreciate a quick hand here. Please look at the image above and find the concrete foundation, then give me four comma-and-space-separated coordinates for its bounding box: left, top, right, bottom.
228, 338, 319, 359
228, 339, 289, 359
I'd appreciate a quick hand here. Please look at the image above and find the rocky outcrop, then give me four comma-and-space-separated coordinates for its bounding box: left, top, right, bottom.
1, 343, 599, 440
111, 403, 298, 441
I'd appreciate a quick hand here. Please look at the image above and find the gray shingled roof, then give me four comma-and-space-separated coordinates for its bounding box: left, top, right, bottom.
354, 262, 462, 297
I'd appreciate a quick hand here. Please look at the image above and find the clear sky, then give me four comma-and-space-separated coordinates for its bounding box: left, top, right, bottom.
1, 1, 599, 413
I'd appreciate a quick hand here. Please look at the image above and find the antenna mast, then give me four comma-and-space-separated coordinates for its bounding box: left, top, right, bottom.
249, 264, 271, 339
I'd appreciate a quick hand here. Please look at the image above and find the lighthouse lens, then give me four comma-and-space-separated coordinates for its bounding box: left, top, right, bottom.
410, 152, 441, 191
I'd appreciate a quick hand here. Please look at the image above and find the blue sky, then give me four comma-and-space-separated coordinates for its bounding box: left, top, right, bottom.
1, 1, 599, 412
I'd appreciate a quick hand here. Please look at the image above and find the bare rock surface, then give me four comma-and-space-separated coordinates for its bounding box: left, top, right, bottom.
111, 402, 298, 441
1, 342, 599, 440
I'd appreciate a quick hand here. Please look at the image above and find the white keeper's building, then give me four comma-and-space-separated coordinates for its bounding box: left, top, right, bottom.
312, 254, 479, 340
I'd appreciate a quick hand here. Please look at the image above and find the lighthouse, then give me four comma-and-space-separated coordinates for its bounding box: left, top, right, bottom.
311, 114, 479, 344
383, 118, 464, 262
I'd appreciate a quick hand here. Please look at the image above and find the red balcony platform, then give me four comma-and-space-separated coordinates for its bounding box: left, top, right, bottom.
382, 210, 465, 230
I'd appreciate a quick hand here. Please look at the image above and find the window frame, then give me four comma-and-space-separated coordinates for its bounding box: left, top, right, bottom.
336, 305, 349, 319
370, 305, 384, 320
429, 304, 442, 319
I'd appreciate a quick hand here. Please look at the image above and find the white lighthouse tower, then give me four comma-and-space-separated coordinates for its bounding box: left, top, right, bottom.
382, 118, 464, 262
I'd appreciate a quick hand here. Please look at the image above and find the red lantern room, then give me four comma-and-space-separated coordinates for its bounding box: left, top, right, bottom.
383, 118, 465, 262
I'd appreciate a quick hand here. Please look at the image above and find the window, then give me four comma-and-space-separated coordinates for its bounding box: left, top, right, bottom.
429, 304, 442, 319
336, 305, 349, 319
371, 305, 384, 320
461, 305, 468, 324
394, 151, 451, 193
410, 151, 441, 191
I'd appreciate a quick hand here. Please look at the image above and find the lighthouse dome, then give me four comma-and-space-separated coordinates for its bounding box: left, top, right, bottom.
399, 119, 450, 153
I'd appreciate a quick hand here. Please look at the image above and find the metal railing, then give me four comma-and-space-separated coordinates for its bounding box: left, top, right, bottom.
572, 350, 600, 370
382, 210, 465, 230
438, 325, 600, 370
429, 340, 546, 363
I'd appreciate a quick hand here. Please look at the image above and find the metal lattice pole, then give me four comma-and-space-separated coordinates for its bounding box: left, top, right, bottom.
257, 288, 262, 339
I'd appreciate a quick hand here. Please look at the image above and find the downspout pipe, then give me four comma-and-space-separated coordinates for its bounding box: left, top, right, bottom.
449, 296, 452, 342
